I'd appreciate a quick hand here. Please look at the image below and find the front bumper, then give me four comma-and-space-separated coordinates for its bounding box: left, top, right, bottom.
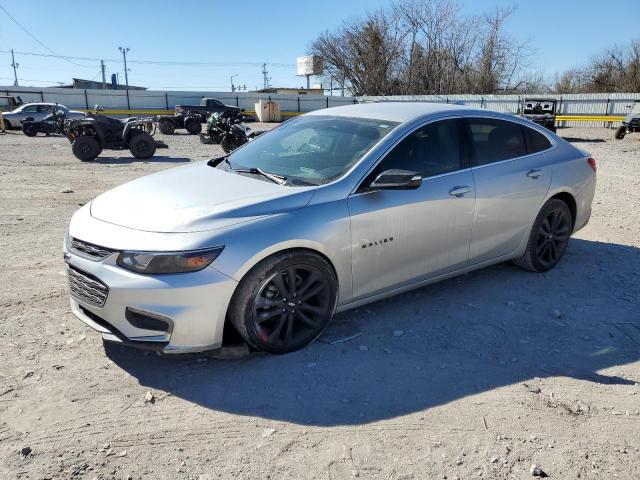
64, 244, 237, 354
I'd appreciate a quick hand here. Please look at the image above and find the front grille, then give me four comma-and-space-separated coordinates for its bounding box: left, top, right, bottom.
68, 266, 109, 307
70, 237, 116, 260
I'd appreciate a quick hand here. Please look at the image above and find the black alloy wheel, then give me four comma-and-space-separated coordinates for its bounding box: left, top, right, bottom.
534, 207, 571, 270
514, 198, 573, 272
229, 251, 337, 354
252, 266, 332, 348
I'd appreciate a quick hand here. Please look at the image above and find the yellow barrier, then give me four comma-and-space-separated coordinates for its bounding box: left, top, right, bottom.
74, 110, 622, 122
0, 111, 4, 132
77, 109, 304, 118
555, 115, 625, 122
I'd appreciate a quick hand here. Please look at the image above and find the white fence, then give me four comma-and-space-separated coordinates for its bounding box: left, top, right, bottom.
359, 93, 640, 127
0, 86, 356, 115
2, 85, 638, 126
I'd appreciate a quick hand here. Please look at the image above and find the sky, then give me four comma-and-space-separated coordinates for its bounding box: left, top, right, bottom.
1, 0, 639, 92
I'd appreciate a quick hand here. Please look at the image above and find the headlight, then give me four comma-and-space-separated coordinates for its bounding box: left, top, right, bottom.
116, 247, 224, 274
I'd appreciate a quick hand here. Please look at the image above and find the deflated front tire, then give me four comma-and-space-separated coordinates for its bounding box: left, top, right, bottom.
228, 251, 337, 354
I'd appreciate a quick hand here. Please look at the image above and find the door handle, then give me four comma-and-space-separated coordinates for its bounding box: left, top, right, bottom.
449, 186, 472, 197
527, 169, 544, 179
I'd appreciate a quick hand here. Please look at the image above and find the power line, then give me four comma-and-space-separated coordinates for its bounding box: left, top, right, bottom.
0, 49, 295, 68
0, 4, 94, 68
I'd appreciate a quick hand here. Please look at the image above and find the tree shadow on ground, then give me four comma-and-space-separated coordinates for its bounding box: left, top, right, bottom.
106, 239, 640, 426
560, 136, 607, 143
93, 156, 191, 165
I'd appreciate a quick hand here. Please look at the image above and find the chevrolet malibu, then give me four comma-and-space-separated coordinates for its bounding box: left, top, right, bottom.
64, 102, 596, 354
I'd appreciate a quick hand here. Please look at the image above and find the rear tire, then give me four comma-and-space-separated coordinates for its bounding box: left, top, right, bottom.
128, 133, 156, 159
614, 125, 626, 140
158, 119, 175, 135
228, 251, 337, 354
185, 118, 202, 135
513, 199, 572, 272
72, 136, 101, 161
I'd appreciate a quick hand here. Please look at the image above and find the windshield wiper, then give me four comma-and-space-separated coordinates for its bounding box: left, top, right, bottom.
233, 167, 288, 185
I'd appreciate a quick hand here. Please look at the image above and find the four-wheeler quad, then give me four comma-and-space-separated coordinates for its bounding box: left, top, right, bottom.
21, 108, 67, 137
199, 109, 256, 145
519, 98, 557, 133
156, 111, 203, 135
66, 107, 167, 161
615, 100, 640, 140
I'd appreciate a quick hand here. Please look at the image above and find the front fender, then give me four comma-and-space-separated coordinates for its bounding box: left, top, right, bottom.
213, 201, 353, 306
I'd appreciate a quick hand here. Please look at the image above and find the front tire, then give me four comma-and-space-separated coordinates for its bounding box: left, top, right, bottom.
614, 125, 626, 140
185, 118, 202, 135
229, 251, 337, 354
72, 136, 101, 161
513, 199, 572, 272
22, 124, 38, 137
128, 133, 156, 159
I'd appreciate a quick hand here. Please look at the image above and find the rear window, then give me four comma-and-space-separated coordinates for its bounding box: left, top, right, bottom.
467, 118, 526, 166
524, 126, 552, 154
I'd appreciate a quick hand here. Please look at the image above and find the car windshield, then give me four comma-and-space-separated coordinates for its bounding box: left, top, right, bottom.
224, 115, 398, 185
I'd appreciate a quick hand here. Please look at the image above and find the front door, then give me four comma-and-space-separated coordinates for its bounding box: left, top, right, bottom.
348, 118, 476, 300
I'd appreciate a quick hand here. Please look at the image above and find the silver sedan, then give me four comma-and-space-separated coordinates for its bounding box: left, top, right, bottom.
2, 102, 85, 129
64, 102, 596, 354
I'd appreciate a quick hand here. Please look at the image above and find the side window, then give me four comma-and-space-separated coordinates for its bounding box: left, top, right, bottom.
372, 119, 463, 179
467, 118, 526, 166
22, 105, 38, 113
524, 126, 552, 154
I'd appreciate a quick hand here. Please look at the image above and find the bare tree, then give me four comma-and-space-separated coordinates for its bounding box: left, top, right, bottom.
311, 10, 406, 96
554, 40, 640, 93
310, 0, 533, 95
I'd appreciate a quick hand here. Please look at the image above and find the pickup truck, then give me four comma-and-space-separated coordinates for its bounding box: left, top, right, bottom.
0, 95, 24, 113
156, 98, 241, 135
175, 98, 240, 117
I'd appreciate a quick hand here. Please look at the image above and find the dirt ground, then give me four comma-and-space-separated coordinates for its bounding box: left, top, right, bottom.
1, 125, 639, 480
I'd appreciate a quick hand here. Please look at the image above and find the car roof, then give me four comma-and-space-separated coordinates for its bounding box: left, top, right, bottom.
22, 102, 65, 107
305, 101, 467, 123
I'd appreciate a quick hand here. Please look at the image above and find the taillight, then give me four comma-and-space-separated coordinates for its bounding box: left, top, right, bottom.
587, 157, 597, 172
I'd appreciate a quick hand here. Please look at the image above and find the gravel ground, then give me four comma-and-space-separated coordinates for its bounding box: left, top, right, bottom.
1, 126, 639, 480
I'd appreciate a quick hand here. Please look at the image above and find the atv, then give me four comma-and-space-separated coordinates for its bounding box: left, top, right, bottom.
615, 100, 640, 140
156, 111, 203, 135
21, 108, 67, 137
199, 110, 254, 145
66, 107, 167, 161
519, 98, 557, 133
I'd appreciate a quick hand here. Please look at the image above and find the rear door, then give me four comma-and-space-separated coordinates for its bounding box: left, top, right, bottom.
348, 118, 476, 300
465, 117, 553, 264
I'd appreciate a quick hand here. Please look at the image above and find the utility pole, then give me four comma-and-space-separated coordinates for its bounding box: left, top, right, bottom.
10, 49, 19, 86
262, 63, 269, 89
100, 60, 106, 90
118, 47, 130, 89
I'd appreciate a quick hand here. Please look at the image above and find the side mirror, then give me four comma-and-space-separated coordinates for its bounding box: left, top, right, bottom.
369, 169, 422, 190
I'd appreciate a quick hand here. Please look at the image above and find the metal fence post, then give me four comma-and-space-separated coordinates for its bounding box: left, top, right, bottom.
84, 90, 89, 110
605, 96, 610, 129
40, 91, 44, 102
165, 92, 169, 110
236, 96, 239, 107
326, 97, 329, 108
297, 97, 300, 112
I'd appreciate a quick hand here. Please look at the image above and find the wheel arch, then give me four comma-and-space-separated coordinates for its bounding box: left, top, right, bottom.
549, 191, 577, 228
231, 243, 340, 294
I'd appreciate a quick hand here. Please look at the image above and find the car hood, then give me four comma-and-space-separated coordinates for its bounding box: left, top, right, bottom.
90, 161, 316, 233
